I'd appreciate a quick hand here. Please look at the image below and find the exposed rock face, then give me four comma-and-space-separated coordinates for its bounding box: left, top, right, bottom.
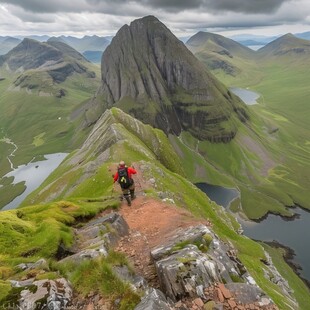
150, 225, 274, 307
59, 212, 129, 264
134, 288, 171, 310
12, 278, 72, 310
95, 16, 248, 142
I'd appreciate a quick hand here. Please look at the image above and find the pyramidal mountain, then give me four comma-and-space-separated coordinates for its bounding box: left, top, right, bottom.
0, 38, 96, 93
186, 31, 256, 78
87, 16, 248, 142
186, 31, 254, 57
257, 33, 310, 57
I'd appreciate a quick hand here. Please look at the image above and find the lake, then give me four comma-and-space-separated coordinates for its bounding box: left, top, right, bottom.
230, 87, 260, 105
2, 153, 67, 210
195, 183, 239, 208
197, 182, 310, 284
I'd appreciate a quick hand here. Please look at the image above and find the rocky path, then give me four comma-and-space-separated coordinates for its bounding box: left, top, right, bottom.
116, 197, 210, 287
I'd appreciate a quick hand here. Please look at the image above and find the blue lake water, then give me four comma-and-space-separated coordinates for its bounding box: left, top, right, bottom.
2, 153, 67, 210
195, 183, 239, 208
197, 182, 310, 284
230, 87, 260, 105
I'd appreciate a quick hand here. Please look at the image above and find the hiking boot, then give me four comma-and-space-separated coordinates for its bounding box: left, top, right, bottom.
130, 190, 136, 200
125, 195, 131, 206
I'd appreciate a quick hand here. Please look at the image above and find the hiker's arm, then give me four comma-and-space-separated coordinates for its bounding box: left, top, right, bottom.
113, 172, 118, 182
129, 167, 137, 174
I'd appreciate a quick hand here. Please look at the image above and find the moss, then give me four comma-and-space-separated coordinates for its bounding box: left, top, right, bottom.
229, 272, 245, 283
177, 257, 196, 264
203, 234, 213, 246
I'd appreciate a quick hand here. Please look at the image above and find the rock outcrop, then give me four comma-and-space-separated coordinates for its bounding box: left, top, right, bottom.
149, 225, 275, 307
89, 16, 248, 142
13, 278, 72, 310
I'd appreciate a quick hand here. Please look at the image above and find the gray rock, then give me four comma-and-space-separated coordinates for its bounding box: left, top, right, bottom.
151, 224, 211, 261
16, 259, 48, 272
134, 288, 171, 310
19, 278, 72, 310
225, 283, 268, 304
113, 266, 148, 291
10, 278, 35, 288
150, 225, 260, 302
60, 213, 129, 263
59, 247, 108, 264
154, 245, 220, 301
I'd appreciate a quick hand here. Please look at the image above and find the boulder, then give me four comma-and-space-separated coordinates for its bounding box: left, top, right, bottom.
154, 245, 221, 301
134, 288, 171, 310
60, 213, 129, 264
225, 283, 272, 305
19, 278, 72, 310
151, 225, 254, 302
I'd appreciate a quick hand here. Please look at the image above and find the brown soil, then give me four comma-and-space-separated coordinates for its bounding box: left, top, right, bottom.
116, 196, 211, 287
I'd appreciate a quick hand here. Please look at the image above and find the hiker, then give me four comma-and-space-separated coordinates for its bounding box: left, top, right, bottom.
113, 161, 137, 206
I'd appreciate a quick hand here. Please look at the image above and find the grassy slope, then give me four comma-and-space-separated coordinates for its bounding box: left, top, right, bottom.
0, 64, 100, 172
0, 64, 100, 208
2, 108, 307, 309
180, 43, 310, 220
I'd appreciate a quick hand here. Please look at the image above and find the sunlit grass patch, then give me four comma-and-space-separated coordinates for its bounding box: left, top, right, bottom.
32, 132, 46, 147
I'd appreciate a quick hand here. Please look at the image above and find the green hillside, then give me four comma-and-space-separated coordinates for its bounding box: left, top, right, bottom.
0, 41, 101, 208
184, 33, 310, 219
186, 31, 260, 82
0, 108, 308, 309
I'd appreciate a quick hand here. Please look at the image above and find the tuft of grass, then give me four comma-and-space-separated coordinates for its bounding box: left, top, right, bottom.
64, 257, 140, 310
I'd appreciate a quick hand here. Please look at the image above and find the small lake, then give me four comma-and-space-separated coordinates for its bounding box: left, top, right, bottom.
230, 87, 260, 105
237, 209, 310, 284
195, 183, 239, 208
2, 153, 67, 210
197, 182, 310, 284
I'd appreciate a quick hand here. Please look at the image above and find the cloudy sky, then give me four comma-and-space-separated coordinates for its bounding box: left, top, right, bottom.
0, 0, 309, 38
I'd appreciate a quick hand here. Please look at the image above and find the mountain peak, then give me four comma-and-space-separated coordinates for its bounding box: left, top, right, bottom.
258, 32, 310, 56
93, 16, 248, 142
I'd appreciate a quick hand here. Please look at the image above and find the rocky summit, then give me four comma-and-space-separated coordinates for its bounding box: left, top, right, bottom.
91, 16, 248, 142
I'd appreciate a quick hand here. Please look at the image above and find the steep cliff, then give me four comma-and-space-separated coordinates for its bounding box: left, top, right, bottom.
87, 16, 248, 142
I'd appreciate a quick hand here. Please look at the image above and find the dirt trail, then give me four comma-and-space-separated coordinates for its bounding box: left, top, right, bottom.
110, 162, 210, 285
115, 196, 210, 286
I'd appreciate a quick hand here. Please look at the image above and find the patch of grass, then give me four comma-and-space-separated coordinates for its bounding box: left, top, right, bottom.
0, 280, 11, 304
32, 132, 46, 147
65, 258, 140, 310
0, 181, 26, 209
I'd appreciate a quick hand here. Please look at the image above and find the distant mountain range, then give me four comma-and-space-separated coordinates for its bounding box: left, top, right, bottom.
1, 31, 309, 59
0, 35, 113, 61
230, 31, 310, 47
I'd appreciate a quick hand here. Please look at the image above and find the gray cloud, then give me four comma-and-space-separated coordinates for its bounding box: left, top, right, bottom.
0, 0, 292, 14
0, 0, 309, 36
140, 0, 292, 14
202, 0, 291, 14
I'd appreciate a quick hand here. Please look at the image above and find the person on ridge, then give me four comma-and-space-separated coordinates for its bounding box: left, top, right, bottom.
113, 161, 137, 206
